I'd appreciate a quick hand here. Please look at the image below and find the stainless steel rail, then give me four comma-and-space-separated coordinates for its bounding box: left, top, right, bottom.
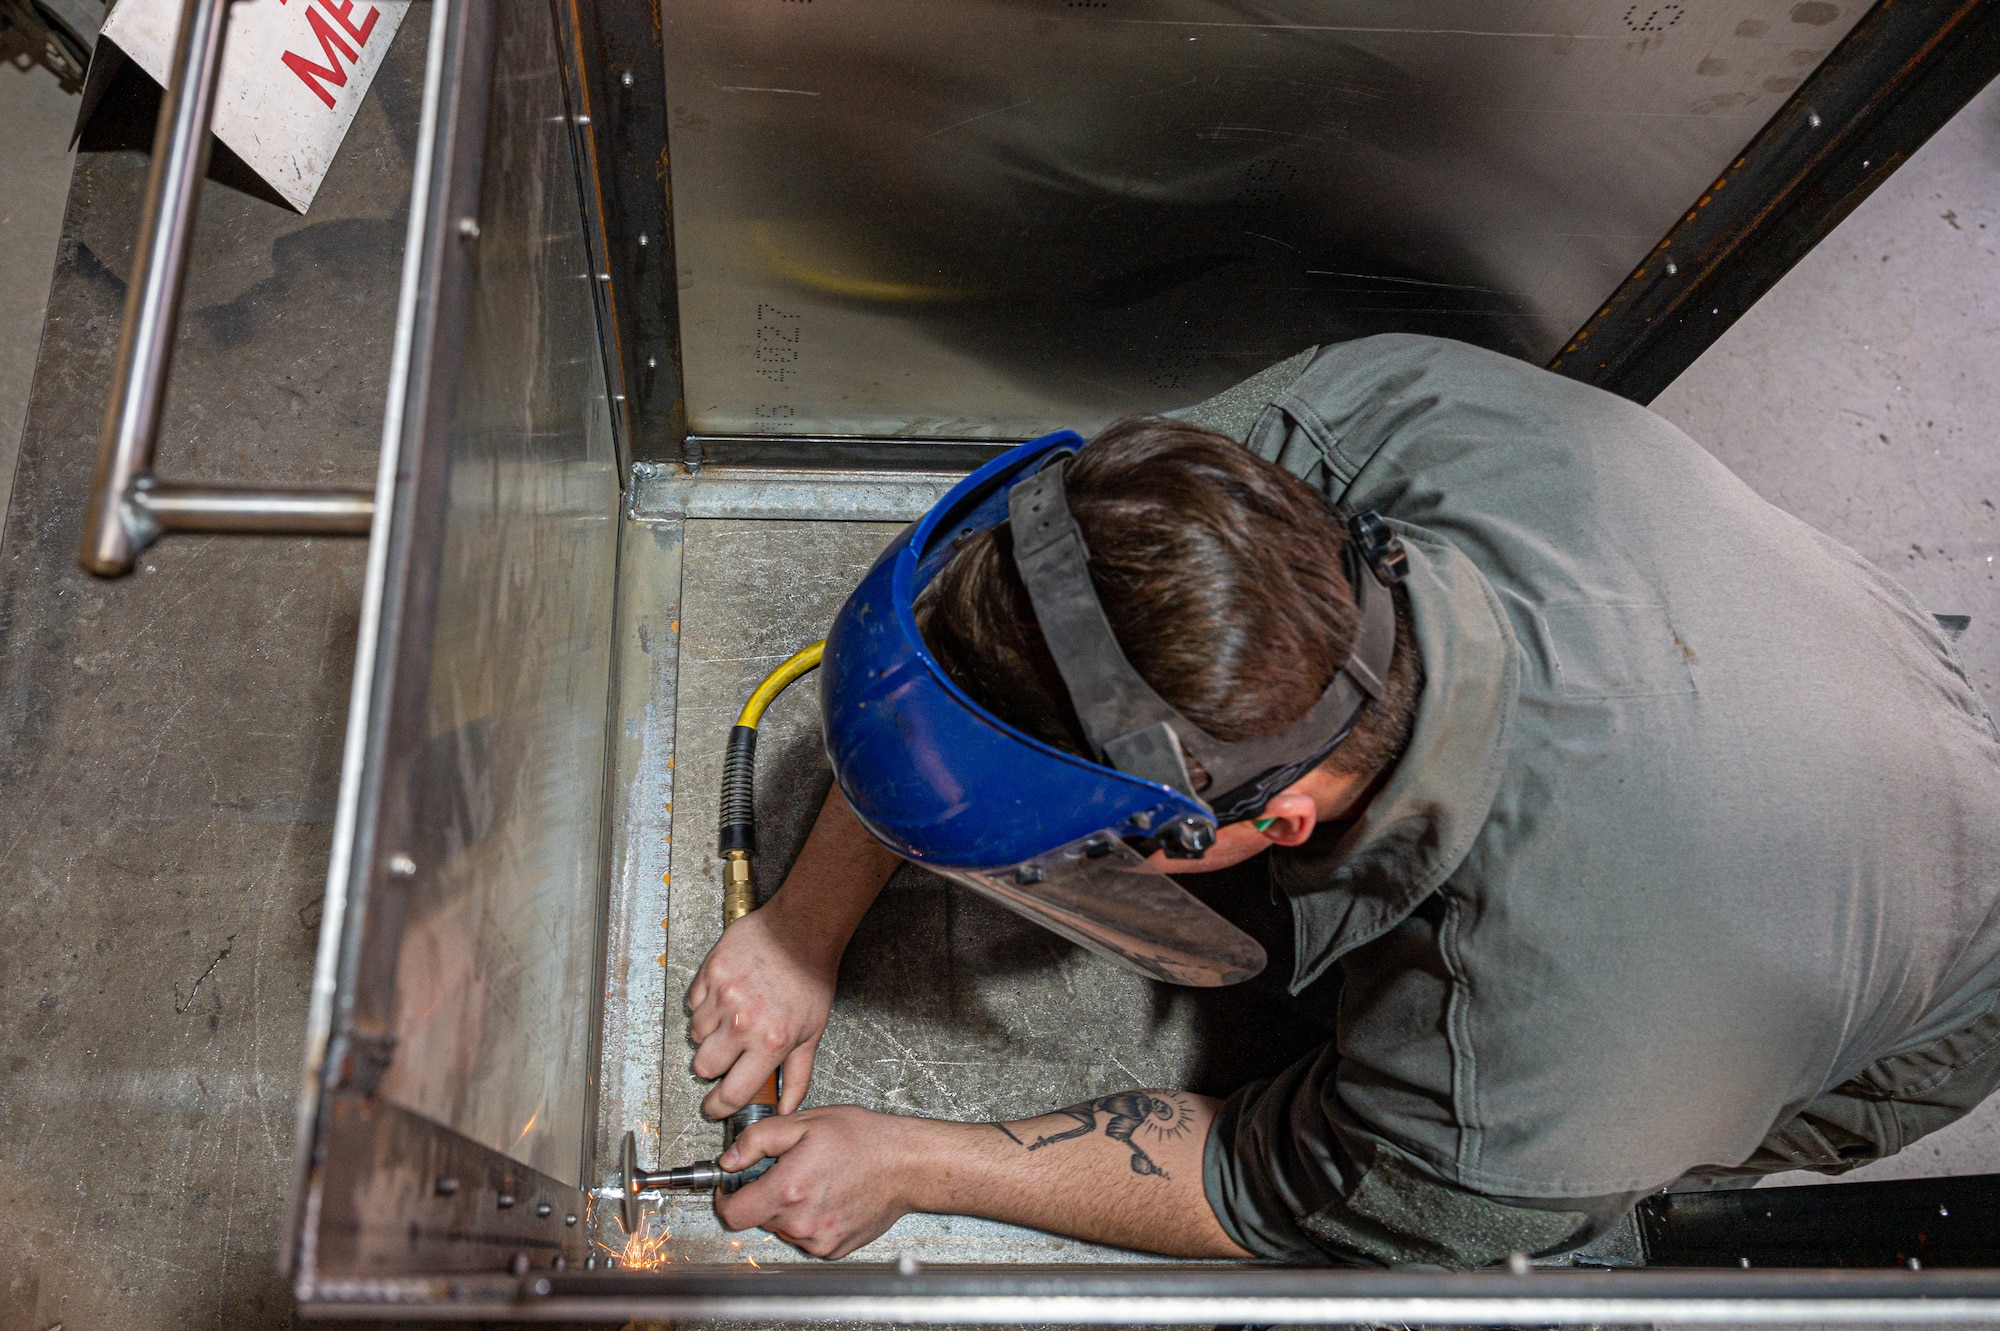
79, 0, 374, 578
297, 1261, 2000, 1322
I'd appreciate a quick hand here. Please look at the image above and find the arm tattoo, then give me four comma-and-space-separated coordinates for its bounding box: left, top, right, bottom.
990, 1121, 1025, 1146
1003, 1090, 1195, 1179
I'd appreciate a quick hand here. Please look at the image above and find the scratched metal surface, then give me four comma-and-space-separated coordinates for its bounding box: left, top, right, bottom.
0, 16, 429, 1331
597, 514, 686, 1192
625, 515, 1322, 1265
368, 0, 622, 1190
664, 0, 1866, 440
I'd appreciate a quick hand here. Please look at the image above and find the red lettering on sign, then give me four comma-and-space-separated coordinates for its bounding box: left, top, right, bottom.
283, 7, 356, 108
316, 0, 380, 49
279, 0, 380, 110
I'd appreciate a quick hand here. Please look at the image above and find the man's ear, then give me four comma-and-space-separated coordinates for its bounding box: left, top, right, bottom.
1254, 790, 1319, 847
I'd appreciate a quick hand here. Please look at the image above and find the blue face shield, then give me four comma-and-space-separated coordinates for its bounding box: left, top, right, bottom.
820, 429, 1400, 987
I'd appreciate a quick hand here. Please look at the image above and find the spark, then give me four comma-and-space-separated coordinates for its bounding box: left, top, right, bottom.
600, 1213, 676, 1270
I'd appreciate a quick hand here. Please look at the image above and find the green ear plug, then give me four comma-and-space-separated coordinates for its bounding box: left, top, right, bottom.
1254, 818, 1276, 832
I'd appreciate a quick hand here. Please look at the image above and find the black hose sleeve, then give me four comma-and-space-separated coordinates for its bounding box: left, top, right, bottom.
718, 724, 758, 854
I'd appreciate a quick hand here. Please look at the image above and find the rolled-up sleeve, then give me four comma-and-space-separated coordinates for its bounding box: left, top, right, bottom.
1205, 1043, 1626, 1268
1205, 1046, 1357, 1262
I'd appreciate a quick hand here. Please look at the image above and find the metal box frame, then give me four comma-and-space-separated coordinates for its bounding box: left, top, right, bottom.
282, 0, 2000, 1319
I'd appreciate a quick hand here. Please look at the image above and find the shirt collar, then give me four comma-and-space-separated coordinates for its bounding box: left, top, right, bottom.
1273, 526, 1520, 993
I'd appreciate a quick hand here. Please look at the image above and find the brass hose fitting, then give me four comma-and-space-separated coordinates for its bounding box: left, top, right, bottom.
722, 849, 754, 925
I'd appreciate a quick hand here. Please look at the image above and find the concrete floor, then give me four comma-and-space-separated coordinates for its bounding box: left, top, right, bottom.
0, 27, 1995, 1331
0, 58, 78, 523
1651, 76, 2000, 1188
0, 25, 428, 1331
1653, 78, 2000, 710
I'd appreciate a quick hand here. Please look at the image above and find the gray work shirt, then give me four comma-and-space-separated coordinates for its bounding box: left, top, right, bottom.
1178, 336, 2000, 1266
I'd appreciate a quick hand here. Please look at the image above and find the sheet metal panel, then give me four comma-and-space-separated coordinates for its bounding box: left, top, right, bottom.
369, 0, 622, 1187
663, 0, 1866, 440
299, 0, 622, 1255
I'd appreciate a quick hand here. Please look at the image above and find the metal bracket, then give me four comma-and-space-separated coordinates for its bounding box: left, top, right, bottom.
78, 0, 372, 578
327, 1031, 398, 1096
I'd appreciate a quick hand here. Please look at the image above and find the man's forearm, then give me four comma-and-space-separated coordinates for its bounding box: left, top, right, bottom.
762, 788, 903, 962
902, 1092, 1250, 1259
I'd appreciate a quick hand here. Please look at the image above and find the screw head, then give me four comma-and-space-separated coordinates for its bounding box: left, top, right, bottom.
388, 854, 417, 878
621, 70, 635, 87
565, 1213, 578, 1226
1161, 818, 1216, 858
509, 1252, 530, 1276
576, 113, 592, 125
536, 1202, 553, 1218
434, 1176, 458, 1196
456, 217, 480, 240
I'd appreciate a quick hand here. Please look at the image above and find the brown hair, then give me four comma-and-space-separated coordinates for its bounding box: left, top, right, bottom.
914, 417, 1421, 792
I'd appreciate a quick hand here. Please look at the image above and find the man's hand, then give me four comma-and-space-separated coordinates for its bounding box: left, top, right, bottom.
716, 1106, 920, 1258
687, 906, 837, 1117
684, 789, 904, 1119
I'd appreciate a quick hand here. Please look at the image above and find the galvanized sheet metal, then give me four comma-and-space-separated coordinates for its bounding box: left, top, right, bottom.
663, 0, 1866, 440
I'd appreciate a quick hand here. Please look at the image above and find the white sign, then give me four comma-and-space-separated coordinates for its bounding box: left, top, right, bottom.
90, 0, 409, 213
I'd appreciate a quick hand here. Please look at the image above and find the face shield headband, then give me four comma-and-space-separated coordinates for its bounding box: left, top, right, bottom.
820, 430, 1402, 987
1007, 452, 1404, 854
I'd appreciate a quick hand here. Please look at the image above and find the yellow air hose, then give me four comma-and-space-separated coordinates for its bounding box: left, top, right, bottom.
719, 638, 825, 924
734, 640, 827, 730
713, 637, 825, 1155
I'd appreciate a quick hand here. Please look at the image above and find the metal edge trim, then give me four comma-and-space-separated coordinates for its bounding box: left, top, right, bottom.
589, 514, 686, 1210
1546, 0, 2000, 402
685, 434, 1015, 473
577, 468, 629, 1193
630, 462, 964, 523
282, 0, 455, 1277
300, 1096, 590, 1285
300, 1294, 2000, 1324
550, 0, 633, 476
